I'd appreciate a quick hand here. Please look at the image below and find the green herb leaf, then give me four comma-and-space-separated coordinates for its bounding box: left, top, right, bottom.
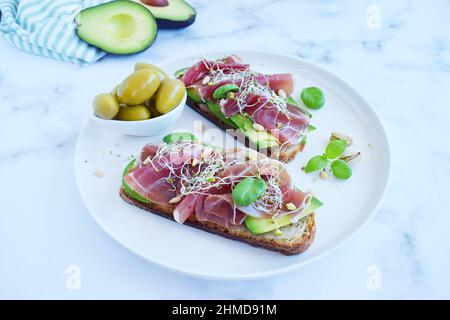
163, 132, 198, 144
307, 124, 317, 132
304, 155, 328, 173
325, 139, 347, 159
331, 159, 352, 180
300, 87, 325, 110
232, 177, 267, 206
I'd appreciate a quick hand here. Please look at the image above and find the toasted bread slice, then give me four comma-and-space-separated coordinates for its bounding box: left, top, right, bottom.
186, 97, 305, 163
120, 188, 315, 255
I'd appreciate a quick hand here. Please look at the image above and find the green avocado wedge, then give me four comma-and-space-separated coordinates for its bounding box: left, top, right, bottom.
122, 159, 150, 203
186, 87, 279, 150
163, 132, 198, 144
212, 84, 239, 99
186, 86, 204, 103
245, 197, 323, 235
229, 114, 279, 149
132, 0, 196, 29
206, 101, 237, 128
76, 1, 158, 54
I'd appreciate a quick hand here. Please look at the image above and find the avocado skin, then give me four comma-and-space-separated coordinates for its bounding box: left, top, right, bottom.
154, 14, 196, 29
133, 0, 196, 29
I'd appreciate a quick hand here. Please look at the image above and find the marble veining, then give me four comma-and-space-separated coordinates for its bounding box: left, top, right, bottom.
0, 0, 449, 299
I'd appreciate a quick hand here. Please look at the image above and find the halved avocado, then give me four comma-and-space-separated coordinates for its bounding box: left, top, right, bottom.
132, 0, 196, 29
76, 1, 158, 54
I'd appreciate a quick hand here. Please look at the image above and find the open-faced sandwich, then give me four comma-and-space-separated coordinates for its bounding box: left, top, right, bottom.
120, 132, 322, 255
177, 55, 312, 162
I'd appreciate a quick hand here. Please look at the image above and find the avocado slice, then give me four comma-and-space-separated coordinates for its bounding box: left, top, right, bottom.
76, 1, 158, 54
163, 132, 198, 143
186, 86, 204, 103
212, 84, 239, 99
245, 197, 323, 235
206, 101, 237, 128
133, 0, 196, 29
229, 114, 279, 149
186, 87, 279, 149
122, 159, 150, 203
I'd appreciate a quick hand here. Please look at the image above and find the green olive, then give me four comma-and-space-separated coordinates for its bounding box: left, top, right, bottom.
117, 69, 161, 105
93, 93, 119, 119
155, 79, 186, 114
115, 105, 151, 121
146, 97, 162, 117
134, 62, 169, 81
111, 84, 119, 97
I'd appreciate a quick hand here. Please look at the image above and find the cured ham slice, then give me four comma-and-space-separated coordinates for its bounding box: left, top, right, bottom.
124, 165, 176, 205
196, 194, 245, 228
182, 57, 249, 86
248, 104, 309, 143
173, 193, 200, 224
280, 189, 312, 216
139, 143, 159, 164
267, 74, 293, 95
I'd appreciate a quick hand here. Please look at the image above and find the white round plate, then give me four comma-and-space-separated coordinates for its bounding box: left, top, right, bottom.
75, 50, 391, 280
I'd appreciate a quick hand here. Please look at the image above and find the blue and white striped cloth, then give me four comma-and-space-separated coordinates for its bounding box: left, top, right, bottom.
0, 0, 109, 65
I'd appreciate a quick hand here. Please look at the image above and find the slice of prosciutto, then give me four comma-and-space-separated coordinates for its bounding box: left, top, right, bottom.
139, 143, 159, 164
182, 56, 249, 86
196, 194, 245, 228
173, 193, 201, 224
124, 164, 177, 205
279, 189, 312, 217
248, 104, 309, 144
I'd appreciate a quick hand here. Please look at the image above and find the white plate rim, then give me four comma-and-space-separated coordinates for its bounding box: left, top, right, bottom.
74, 50, 392, 280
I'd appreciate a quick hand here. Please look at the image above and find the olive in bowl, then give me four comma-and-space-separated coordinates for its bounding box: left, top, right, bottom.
92, 63, 187, 136
92, 93, 186, 137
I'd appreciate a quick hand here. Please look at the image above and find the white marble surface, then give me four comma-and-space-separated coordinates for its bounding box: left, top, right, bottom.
1, 0, 450, 299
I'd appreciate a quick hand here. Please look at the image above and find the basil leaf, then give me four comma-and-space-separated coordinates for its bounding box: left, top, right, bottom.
304, 155, 328, 173
331, 159, 352, 180
325, 139, 347, 159
232, 177, 267, 206
300, 87, 325, 110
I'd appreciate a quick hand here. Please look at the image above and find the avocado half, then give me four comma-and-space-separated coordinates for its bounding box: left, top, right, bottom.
132, 0, 196, 28
76, 0, 158, 55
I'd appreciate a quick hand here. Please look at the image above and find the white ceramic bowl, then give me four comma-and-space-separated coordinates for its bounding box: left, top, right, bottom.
91, 92, 187, 136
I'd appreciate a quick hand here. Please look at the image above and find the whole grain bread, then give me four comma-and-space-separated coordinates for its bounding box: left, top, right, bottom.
120, 188, 316, 255
186, 96, 305, 163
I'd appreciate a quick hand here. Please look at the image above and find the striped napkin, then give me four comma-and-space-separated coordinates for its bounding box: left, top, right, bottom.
0, 0, 109, 65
